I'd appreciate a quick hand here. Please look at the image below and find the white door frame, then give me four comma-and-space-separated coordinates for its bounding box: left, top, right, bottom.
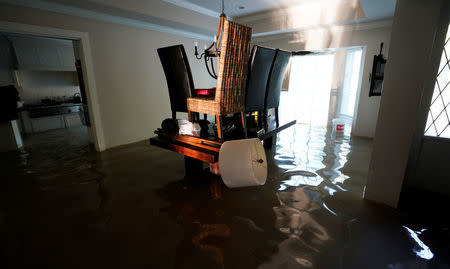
0, 21, 105, 151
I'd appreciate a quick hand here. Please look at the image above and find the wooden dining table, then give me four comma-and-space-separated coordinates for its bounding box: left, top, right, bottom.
149, 118, 296, 176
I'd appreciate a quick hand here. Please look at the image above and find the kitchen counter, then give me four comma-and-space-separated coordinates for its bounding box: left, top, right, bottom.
18, 103, 84, 134
20, 103, 82, 119
21, 103, 82, 110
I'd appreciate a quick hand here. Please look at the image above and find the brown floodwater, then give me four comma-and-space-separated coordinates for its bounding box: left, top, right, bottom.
0, 125, 449, 268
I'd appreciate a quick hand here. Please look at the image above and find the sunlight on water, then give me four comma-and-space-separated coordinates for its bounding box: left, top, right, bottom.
403, 226, 434, 260
274, 124, 354, 189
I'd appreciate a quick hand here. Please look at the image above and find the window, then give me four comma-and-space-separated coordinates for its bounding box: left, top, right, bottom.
425, 25, 450, 138
286, 53, 335, 126
339, 48, 363, 118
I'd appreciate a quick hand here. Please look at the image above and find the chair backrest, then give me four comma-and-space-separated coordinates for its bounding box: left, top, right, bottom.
215, 20, 252, 114
265, 49, 291, 109
245, 45, 277, 112
157, 45, 195, 113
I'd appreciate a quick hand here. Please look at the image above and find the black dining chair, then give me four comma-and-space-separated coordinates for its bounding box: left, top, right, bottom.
264, 49, 291, 131
157, 44, 197, 119
244, 45, 277, 132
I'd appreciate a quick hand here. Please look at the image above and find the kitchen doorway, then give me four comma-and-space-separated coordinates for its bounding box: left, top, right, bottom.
0, 32, 91, 152
0, 21, 104, 151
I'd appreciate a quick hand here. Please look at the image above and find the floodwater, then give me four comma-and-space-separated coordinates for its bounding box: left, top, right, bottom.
0, 125, 449, 268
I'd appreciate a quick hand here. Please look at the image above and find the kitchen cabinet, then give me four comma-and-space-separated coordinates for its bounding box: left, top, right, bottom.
30, 115, 66, 133
10, 35, 76, 71
19, 104, 84, 134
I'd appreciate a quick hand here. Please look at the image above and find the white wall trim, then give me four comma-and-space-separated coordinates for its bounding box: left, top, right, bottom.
252, 19, 393, 42
0, 21, 106, 151
235, 7, 289, 24
161, 0, 220, 18
236, 0, 396, 23
0, 0, 213, 41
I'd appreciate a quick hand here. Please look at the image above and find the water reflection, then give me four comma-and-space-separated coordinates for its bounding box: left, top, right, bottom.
403, 226, 434, 260
264, 124, 372, 268
2, 125, 449, 268
158, 179, 282, 269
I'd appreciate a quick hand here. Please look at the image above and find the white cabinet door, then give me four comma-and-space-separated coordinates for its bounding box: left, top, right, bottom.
64, 113, 83, 128
14, 47, 40, 69
57, 47, 76, 70
31, 116, 65, 133
12, 35, 76, 71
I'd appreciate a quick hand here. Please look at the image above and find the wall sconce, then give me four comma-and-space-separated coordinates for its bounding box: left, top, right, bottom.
369, 42, 387, 97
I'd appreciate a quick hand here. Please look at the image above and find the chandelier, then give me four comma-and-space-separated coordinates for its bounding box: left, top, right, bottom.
194, 0, 226, 79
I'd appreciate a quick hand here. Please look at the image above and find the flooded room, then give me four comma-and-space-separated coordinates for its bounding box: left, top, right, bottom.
1, 0, 449, 268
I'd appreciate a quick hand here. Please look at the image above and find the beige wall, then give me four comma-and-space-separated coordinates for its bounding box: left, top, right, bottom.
403, 0, 450, 197
249, 24, 392, 138
0, 3, 216, 149
365, 0, 446, 207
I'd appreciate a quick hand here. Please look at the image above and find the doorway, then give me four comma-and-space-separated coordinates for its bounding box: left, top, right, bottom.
0, 32, 91, 152
336, 48, 363, 128
0, 21, 104, 151
283, 52, 335, 126
281, 47, 363, 133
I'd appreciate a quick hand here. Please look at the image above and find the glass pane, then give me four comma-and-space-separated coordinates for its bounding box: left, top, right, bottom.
439, 125, 450, 138
441, 85, 450, 106
421, 24, 449, 138
445, 39, 450, 60
425, 124, 437, 137
437, 63, 450, 87
288, 54, 335, 126
434, 112, 448, 134
425, 112, 434, 130
437, 51, 448, 74
340, 49, 362, 117
431, 83, 440, 104
430, 96, 444, 117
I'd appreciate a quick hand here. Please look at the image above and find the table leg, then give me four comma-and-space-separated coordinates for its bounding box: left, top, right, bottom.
184, 156, 204, 176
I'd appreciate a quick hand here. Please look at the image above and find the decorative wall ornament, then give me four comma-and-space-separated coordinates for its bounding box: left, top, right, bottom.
369, 42, 387, 96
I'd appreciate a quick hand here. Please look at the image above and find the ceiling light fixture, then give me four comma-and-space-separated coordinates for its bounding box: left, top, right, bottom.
194, 0, 227, 79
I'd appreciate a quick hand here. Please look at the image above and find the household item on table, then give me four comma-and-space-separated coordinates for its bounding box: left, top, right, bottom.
187, 19, 252, 142
193, 119, 210, 137
161, 118, 179, 134
219, 138, 267, 188
178, 119, 201, 137
264, 49, 291, 131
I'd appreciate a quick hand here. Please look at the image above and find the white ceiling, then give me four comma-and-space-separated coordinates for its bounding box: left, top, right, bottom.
163, 0, 322, 17
163, 0, 396, 19
2, 0, 397, 41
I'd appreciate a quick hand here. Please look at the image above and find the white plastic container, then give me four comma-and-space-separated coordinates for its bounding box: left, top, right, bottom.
219, 138, 267, 188
332, 118, 345, 132
332, 115, 353, 133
